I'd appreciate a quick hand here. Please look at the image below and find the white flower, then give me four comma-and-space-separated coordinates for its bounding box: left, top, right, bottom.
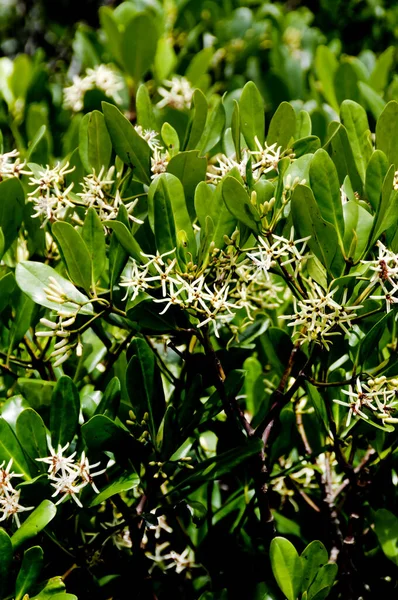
334, 377, 398, 426
250, 136, 282, 175
0, 149, 29, 179
0, 459, 23, 494
36, 442, 77, 477
86, 65, 123, 101
134, 125, 163, 151
361, 241, 398, 311
207, 151, 249, 183
157, 76, 194, 111
0, 489, 34, 527
63, 75, 92, 112
120, 260, 151, 301
74, 451, 106, 494
280, 283, 358, 349
151, 148, 169, 179
394, 170, 398, 191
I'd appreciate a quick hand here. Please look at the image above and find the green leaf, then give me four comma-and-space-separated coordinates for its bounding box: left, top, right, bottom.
308, 564, 338, 600
369, 165, 398, 246
52, 221, 93, 293
50, 376, 80, 449
8, 291, 35, 357
296, 110, 312, 138
198, 97, 226, 155
161, 122, 180, 155
82, 207, 107, 285
0, 417, 31, 479
148, 173, 196, 263
315, 45, 339, 112
99, 6, 123, 66
291, 185, 339, 273
309, 148, 345, 250
195, 182, 236, 255
169, 438, 263, 498
267, 101, 296, 149
94, 377, 121, 420
15, 261, 94, 316
0, 177, 25, 254
136, 83, 157, 131
89, 472, 140, 507
11, 500, 57, 550
102, 101, 151, 184
16, 409, 48, 468
325, 123, 363, 195
222, 176, 261, 233
231, 99, 241, 160
369, 47, 395, 94
358, 81, 385, 120
358, 312, 393, 367
239, 81, 264, 150
185, 47, 213, 86
343, 201, 373, 261
340, 100, 373, 184
270, 536, 303, 600
104, 220, 142, 261
121, 13, 158, 83
301, 540, 328, 593
0, 272, 16, 314
334, 61, 360, 105
167, 150, 207, 220
376, 100, 398, 167
373, 508, 398, 566
15, 546, 44, 600
185, 89, 208, 150
126, 337, 165, 443
365, 150, 388, 211
82, 415, 133, 457
0, 529, 12, 597
79, 110, 112, 173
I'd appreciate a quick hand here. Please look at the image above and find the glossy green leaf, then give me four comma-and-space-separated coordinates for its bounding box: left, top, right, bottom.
50, 376, 80, 449
15, 261, 94, 316
376, 100, 398, 167
79, 110, 112, 173
104, 219, 142, 261
373, 508, 398, 566
358, 312, 393, 366
340, 100, 373, 183
136, 83, 157, 131
126, 337, 165, 443
301, 540, 328, 593
291, 184, 339, 273
52, 221, 93, 293
325, 122, 363, 195
315, 45, 339, 112
8, 291, 35, 357
185, 47, 213, 86
11, 500, 57, 550
0, 272, 16, 314
296, 110, 312, 138
195, 181, 236, 252
267, 101, 296, 149
231, 99, 241, 160
343, 201, 373, 261
334, 61, 360, 105
222, 176, 261, 233
16, 409, 48, 468
102, 101, 151, 184
82, 207, 107, 285
239, 81, 264, 150
369, 46, 395, 93
0, 177, 25, 254
167, 150, 207, 220
358, 81, 385, 120
147, 172, 196, 263
270, 536, 303, 600
94, 376, 121, 420
90, 472, 139, 506
308, 564, 338, 600
161, 122, 180, 155
365, 149, 388, 210
369, 165, 398, 246
0, 417, 31, 479
309, 148, 345, 249
15, 545, 44, 600
0, 529, 12, 597
99, 6, 123, 65
198, 97, 226, 155
121, 13, 158, 83
185, 89, 208, 150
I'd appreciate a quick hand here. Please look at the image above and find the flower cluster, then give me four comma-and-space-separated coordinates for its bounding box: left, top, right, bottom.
37, 443, 106, 507
64, 64, 123, 112
156, 76, 194, 111
334, 376, 398, 427
0, 459, 33, 527
134, 126, 163, 151
281, 282, 359, 349
77, 167, 144, 223
0, 149, 29, 180
27, 162, 75, 224
361, 240, 398, 312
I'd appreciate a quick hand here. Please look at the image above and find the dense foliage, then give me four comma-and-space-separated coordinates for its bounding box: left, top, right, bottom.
0, 1, 398, 599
